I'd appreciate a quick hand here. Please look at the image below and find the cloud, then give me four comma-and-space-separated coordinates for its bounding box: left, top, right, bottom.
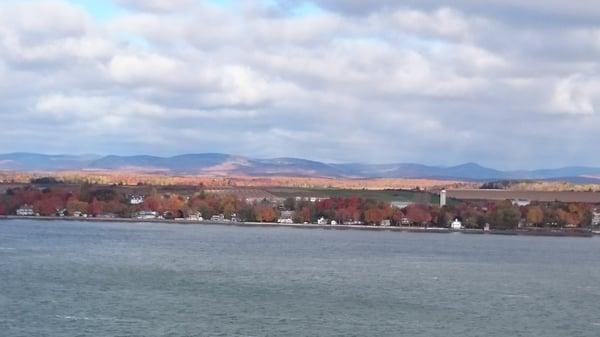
0, 0, 599, 169
549, 75, 599, 115
114, 0, 193, 13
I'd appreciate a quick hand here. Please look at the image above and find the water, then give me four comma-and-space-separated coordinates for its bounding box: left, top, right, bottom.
1, 220, 600, 337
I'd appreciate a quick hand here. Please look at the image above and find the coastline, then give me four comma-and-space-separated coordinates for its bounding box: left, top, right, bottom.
0, 215, 596, 237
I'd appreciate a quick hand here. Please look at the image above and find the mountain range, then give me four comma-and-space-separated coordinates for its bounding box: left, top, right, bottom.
1, 152, 600, 182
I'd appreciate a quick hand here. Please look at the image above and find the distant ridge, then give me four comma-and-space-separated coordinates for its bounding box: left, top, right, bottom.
1, 152, 600, 182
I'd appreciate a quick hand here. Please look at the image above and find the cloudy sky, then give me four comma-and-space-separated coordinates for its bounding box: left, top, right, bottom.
1, 0, 599, 169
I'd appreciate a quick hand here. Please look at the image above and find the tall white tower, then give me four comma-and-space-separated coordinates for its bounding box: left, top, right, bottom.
440, 189, 447, 207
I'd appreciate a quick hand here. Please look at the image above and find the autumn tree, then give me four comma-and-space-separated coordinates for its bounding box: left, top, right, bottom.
526, 206, 544, 226
87, 198, 103, 216
294, 206, 314, 223
364, 207, 384, 225
66, 198, 89, 214
405, 204, 432, 226
489, 200, 520, 229
255, 205, 277, 222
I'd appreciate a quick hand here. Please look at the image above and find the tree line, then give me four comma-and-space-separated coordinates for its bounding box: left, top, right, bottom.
0, 185, 596, 228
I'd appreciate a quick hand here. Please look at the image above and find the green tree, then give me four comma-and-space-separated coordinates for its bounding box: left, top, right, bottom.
489, 201, 520, 229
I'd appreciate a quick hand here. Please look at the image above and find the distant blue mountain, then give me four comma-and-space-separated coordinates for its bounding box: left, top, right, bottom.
1, 152, 600, 182
0, 152, 101, 171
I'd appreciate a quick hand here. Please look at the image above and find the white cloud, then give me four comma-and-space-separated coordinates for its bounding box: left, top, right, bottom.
0, 0, 599, 168
550, 75, 598, 115
108, 53, 180, 85
115, 0, 193, 13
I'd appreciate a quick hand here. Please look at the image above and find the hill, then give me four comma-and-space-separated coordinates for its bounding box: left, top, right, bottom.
1, 152, 600, 182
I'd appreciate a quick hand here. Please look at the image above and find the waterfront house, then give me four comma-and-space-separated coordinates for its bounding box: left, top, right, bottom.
380, 220, 391, 227
330, 220, 338, 225
136, 211, 158, 220
451, 218, 463, 230
16, 204, 36, 216
278, 210, 295, 224
211, 214, 226, 222
317, 217, 327, 225
97, 213, 117, 219
592, 209, 600, 227
186, 212, 203, 221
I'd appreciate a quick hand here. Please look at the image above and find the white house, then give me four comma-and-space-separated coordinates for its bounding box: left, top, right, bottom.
380, 219, 391, 227
186, 212, 203, 221
278, 210, 295, 224
317, 217, 327, 225
512, 199, 531, 207
330, 220, 338, 225
211, 214, 226, 222
16, 205, 35, 216
592, 209, 600, 227
451, 218, 463, 230
129, 195, 145, 205
391, 201, 414, 209
136, 211, 158, 220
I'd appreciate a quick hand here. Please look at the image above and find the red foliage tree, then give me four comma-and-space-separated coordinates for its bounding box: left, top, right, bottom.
405, 204, 432, 225
34, 195, 66, 216
295, 206, 313, 223
364, 207, 384, 225
255, 205, 277, 222
87, 198, 103, 216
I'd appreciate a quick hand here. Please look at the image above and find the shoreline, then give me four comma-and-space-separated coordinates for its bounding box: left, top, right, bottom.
1, 215, 597, 237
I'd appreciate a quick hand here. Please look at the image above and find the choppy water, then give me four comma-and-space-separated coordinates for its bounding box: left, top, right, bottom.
1, 220, 600, 337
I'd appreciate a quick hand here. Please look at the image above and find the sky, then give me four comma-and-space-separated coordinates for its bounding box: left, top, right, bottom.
0, 0, 599, 169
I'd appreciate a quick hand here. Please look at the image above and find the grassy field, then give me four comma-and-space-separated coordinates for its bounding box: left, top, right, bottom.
1, 182, 451, 206
264, 187, 446, 204
447, 189, 600, 203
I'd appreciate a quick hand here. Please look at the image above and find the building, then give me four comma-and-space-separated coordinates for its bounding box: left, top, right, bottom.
136, 211, 158, 220
186, 212, 203, 221
512, 199, 531, 207
592, 209, 600, 227
129, 195, 145, 205
317, 217, 327, 225
380, 219, 391, 227
451, 218, 463, 230
210, 214, 226, 222
278, 210, 295, 224
330, 220, 338, 225
391, 201, 414, 209
440, 190, 447, 207
16, 204, 35, 216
